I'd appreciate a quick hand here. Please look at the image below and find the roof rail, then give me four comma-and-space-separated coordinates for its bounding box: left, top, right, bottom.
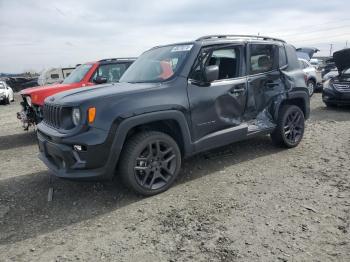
196, 35, 286, 43
99, 57, 137, 62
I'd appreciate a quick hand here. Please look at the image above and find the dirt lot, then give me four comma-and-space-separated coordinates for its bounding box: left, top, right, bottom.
0, 94, 349, 262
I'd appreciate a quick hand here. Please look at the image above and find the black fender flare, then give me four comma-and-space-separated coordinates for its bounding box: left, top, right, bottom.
105, 110, 194, 175
273, 90, 310, 120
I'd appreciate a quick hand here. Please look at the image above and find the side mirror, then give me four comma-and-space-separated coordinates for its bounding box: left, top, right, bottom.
93, 76, 108, 84
205, 65, 219, 83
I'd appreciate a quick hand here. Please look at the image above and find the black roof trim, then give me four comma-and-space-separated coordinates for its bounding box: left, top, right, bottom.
99, 57, 137, 62
196, 35, 286, 43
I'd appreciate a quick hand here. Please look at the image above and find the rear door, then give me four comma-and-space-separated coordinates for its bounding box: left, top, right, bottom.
245, 43, 284, 120
187, 44, 247, 141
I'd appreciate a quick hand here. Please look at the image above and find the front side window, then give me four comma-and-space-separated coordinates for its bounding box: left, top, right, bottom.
249, 44, 278, 74
91, 63, 129, 83
190, 46, 241, 82
120, 45, 192, 83
62, 64, 92, 84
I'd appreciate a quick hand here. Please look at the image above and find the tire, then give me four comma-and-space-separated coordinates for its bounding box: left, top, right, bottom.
118, 131, 182, 196
271, 105, 305, 148
5, 96, 10, 105
307, 80, 315, 97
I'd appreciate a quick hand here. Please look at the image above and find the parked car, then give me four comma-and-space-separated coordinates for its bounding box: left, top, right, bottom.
37, 35, 310, 196
5, 77, 38, 92
323, 48, 350, 107
298, 58, 322, 96
17, 58, 135, 130
37, 67, 75, 86
0, 80, 14, 104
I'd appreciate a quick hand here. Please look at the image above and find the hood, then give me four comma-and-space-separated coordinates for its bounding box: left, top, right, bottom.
296, 47, 320, 61
333, 48, 350, 73
47, 82, 160, 106
20, 82, 83, 106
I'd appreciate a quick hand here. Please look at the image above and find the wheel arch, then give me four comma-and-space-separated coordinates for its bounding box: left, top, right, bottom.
108, 110, 194, 174
274, 91, 310, 120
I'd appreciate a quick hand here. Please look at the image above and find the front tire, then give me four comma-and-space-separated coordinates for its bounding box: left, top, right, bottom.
271, 105, 305, 148
118, 131, 181, 196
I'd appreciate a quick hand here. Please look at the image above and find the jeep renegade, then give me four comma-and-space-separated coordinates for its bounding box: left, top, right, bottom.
37, 35, 310, 196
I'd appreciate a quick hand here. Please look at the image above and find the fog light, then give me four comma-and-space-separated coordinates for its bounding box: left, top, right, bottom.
73, 145, 82, 151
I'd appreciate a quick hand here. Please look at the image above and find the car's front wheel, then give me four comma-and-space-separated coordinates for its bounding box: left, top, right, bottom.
119, 131, 181, 196
271, 105, 305, 148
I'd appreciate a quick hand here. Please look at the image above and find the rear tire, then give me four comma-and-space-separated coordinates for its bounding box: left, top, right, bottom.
271, 105, 305, 148
307, 80, 315, 97
118, 131, 181, 196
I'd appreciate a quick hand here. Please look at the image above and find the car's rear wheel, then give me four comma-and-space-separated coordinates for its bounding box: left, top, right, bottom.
119, 131, 181, 196
271, 105, 305, 148
307, 80, 315, 97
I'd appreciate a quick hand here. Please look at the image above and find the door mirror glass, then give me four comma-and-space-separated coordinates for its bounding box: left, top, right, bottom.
93, 76, 108, 84
205, 65, 219, 82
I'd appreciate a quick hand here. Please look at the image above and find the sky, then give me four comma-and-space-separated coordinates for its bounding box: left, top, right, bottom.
0, 0, 349, 73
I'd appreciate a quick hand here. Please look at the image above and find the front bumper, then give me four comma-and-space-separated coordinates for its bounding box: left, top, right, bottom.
322, 88, 350, 105
37, 125, 115, 180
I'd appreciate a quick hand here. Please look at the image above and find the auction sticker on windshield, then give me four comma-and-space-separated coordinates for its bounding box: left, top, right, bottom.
171, 45, 193, 52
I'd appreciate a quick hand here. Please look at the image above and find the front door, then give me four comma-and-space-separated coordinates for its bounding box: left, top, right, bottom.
187, 44, 247, 141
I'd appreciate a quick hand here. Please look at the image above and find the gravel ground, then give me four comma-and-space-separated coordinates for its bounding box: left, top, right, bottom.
0, 94, 349, 262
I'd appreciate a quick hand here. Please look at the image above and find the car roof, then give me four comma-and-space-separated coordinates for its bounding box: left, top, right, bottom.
150, 34, 287, 51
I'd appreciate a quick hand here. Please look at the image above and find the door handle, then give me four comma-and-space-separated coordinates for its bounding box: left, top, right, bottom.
266, 80, 279, 89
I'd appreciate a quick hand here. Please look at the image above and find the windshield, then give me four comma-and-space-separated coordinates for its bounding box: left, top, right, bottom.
62, 64, 92, 84
120, 44, 193, 83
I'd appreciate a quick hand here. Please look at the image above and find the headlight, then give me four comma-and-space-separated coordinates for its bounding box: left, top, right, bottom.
26, 96, 32, 106
72, 108, 81, 126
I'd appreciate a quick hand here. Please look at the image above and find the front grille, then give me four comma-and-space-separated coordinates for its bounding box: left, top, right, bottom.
333, 83, 350, 93
43, 104, 62, 128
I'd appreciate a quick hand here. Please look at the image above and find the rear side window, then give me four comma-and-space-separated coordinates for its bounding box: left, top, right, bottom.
279, 46, 288, 67
285, 45, 300, 71
249, 44, 278, 75
51, 74, 59, 79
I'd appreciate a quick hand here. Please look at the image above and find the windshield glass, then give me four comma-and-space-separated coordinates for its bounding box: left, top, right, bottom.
62, 64, 92, 84
120, 44, 193, 83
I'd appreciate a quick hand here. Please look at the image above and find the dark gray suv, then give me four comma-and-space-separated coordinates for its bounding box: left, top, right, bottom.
37, 35, 310, 196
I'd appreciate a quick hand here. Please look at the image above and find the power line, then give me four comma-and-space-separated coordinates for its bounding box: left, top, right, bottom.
278, 24, 350, 38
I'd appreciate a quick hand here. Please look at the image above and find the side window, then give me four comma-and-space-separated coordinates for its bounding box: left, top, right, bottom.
51, 74, 59, 79
279, 46, 288, 67
190, 46, 240, 82
249, 44, 278, 75
92, 63, 128, 83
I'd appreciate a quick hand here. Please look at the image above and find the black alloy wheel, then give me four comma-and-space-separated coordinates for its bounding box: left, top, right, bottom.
119, 131, 181, 196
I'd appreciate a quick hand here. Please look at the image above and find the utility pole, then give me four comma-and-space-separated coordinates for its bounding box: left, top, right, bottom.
329, 44, 333, 56
346, 41, 348, 48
